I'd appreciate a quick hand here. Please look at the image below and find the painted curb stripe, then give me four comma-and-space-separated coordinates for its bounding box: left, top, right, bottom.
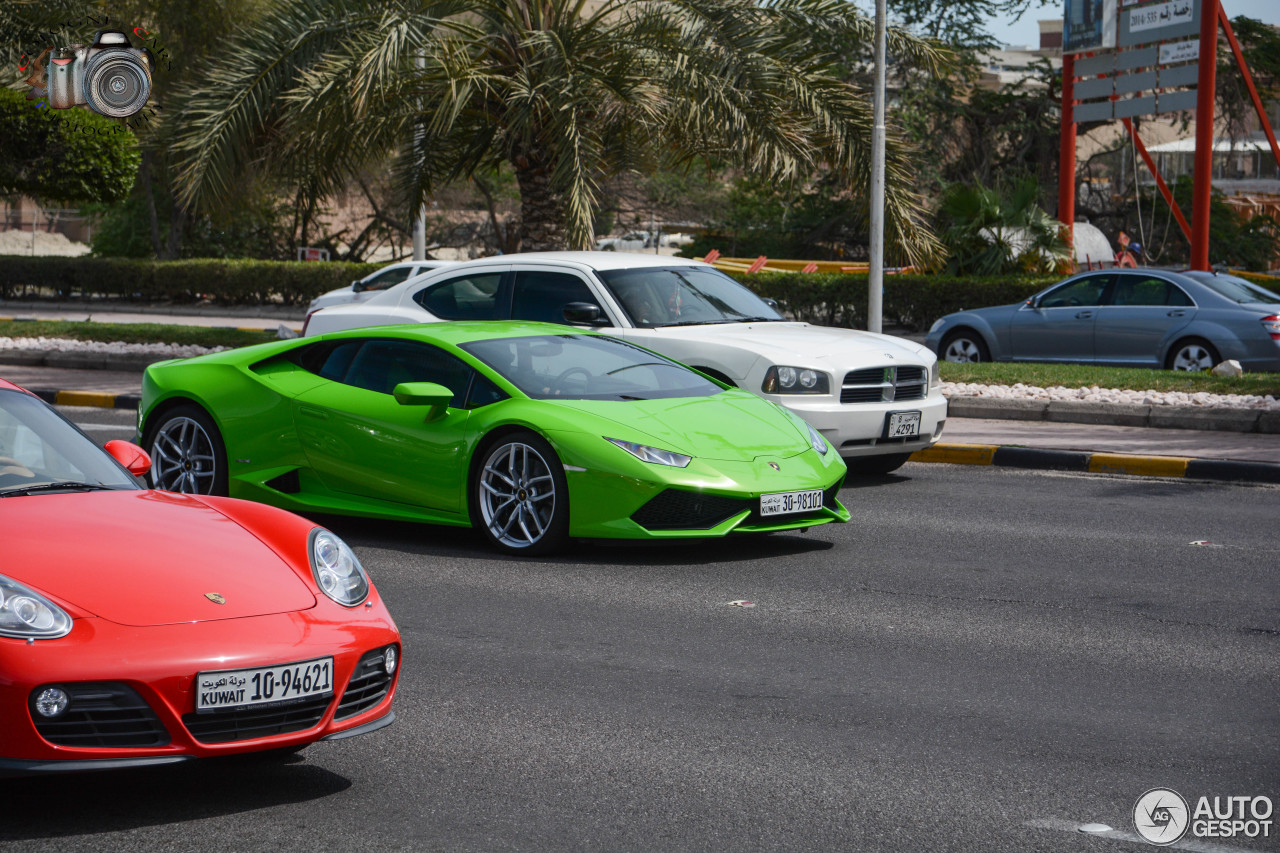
910, 444, 998, 465
993, 446, 1089, 471
55, 391, 119, 408
1089, 452, 1190, 478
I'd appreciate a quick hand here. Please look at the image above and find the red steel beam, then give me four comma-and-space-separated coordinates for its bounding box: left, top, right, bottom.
1190, 0, 1219, 270
1059, 53, 1077, 252
1122, 118, 1193, 242
1217, 7, 1280, 172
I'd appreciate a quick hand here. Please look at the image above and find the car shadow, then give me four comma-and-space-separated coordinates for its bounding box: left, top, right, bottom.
0, 756, 350, 842
307, 513, 836, 567
841, 473, 914, 490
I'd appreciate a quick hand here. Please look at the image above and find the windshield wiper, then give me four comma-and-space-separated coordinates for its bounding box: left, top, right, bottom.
0, 481, 119, 497
652, 319, 735, 327
731, 316, 782, 323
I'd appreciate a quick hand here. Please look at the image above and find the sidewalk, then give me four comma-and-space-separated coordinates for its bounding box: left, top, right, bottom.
0, 301, 305, 331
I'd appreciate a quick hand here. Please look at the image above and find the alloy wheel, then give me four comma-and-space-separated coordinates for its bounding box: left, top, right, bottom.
944, 337, 982, 363
479, 441, 557, 549
150, 417, 218, 494
1172, 344, 1215, 371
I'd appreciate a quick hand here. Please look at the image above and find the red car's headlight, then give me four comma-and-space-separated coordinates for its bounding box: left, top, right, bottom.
308, 529, 370, 607
0, 574, 72, 639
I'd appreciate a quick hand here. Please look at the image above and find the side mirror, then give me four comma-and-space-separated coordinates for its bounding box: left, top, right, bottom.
392, 382, 453, 421
763, 297, 780, 310
351, 279, 365, 293
1024, 296, 1039, 309
562, 302, 609, 326
104, 440, 151, 477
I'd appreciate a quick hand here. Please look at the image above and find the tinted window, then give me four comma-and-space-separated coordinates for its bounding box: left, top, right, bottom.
413, 273, 503, 320
511, 270, 603, 324
466, 374, 508, 409
1040, 275, 1109, 308
1111, 275, 1194, 307
340, 340, 473, 404
597, 266, 782, 327
363, 266, 415, 291
1184, 271, 1280, 304
460, 334, 722, 401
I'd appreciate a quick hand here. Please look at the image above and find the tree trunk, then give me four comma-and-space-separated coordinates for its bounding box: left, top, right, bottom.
513, 154, 566, 252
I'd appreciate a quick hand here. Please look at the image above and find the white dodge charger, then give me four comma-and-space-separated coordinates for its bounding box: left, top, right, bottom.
303, 252, 947, 474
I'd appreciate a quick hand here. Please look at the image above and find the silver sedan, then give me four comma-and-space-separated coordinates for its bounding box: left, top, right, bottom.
925, 269, 1280, 372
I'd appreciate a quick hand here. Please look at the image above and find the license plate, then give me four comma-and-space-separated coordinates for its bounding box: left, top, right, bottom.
196, 657, 334, 713
886, 410, 922, 438
760, 489, 824, 517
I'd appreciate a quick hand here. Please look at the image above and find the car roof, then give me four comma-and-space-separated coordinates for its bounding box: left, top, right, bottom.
430, 251, 706, 273
315, 319, 600, 346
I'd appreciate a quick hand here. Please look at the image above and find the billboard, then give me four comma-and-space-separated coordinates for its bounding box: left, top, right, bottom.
1064, 0, 1118, 53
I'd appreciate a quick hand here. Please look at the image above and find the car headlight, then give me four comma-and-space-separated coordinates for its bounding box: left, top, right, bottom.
605, 437, 692, 468
807, 424, 829, 455
308, 529, 370, 607
0, 575, 72, 639
929, 360, 941, 387
762, 365, 829, 394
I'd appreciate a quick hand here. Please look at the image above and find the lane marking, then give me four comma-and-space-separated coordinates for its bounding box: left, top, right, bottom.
1026, 817, 1267, 852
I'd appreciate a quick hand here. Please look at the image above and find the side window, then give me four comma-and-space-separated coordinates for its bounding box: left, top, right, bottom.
1112, 275, 1192, 307
341, 340, 473, 404
511, 270, 603, 324
292, 340, 364, 382
363, 266, 415, 291
465, 373, 508, 409
413, 273, 503, 320
1040, 275, 1110, 308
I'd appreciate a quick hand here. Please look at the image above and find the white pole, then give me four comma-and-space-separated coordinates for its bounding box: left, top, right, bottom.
868, 0, 886, 334
413, 52, 427, 261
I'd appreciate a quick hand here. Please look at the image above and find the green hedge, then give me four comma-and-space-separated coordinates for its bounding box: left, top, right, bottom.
0, 257, 383, 306
725, 271, 1059, 331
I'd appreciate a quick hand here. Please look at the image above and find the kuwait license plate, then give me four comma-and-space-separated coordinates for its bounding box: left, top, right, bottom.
196, 656, 334, 713
886, 410, 922, 438
760, 489, 824, 517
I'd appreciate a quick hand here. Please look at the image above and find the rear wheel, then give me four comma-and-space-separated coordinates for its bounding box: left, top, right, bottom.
145, 404, 228, 495
471, 431, 569, 556
940, 330, 989, 363
846, 452, 913, 476
1166, 338, 1219, 371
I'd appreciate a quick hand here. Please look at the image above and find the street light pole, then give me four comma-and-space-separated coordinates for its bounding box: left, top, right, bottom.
867, 0, 887, 334
413, 52, 427, 261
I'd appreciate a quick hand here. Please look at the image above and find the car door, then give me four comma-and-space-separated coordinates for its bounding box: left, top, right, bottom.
291, 339, 476, 513
1093, 273, 1196, 366
507, 268, 616, 326
1009, 273, 1113, 362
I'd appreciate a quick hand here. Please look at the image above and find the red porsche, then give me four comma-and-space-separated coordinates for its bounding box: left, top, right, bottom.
0, 379, 400, 774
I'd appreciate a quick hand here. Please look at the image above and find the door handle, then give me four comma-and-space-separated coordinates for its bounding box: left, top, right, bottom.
1167, 310, 1186, 317
1075, 311, 1093, 319
298, 406, 328, 420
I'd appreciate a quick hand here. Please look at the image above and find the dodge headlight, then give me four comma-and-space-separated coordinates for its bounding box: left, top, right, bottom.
807, 424, 829, 455
309, 529, 370, 607
0, 575, 72, 639
762, 365, 829, 394
605, 437, 692, 468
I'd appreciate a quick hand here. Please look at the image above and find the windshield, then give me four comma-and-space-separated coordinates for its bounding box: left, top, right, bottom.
1184, 272, 1280, 304
596, 266, 784, 328
460, 334, 724, 401
0, 389, 138, 495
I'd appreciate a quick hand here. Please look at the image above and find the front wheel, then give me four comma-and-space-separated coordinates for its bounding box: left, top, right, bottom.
145, 404, 228, 495
471, 432, 569, 556
940, 330, 989, 363
846, 452, 913, 476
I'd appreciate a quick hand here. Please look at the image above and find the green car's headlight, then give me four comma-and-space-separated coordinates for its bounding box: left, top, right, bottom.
762, 365, 829, 394
309, 529, 370, 607
605, 437, 692, 468
807, 424, 829, 455
0, 575, 72, 639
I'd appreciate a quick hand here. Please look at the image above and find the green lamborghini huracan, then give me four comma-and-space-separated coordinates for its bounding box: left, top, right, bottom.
137, 322, 849, 555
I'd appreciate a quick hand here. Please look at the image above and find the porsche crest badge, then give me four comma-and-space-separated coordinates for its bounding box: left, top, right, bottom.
204, 593, 226, 605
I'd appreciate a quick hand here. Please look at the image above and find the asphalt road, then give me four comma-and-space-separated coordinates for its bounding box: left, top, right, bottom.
6, 407, 1278, 852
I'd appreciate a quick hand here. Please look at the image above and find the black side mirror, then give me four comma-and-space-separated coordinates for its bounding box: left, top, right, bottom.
562, 302, 609, 326
763, 297, 780, 310
351, 279, 365, 293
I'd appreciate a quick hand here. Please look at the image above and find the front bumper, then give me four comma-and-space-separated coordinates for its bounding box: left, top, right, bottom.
0, 605, 400, 771
771, 391, 949, 460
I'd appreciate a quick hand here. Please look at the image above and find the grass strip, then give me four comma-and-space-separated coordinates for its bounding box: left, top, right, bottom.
939, 361, 1280, 397
0, 320, 276, 349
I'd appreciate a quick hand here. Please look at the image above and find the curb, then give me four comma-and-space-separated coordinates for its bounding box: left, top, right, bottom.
946, 397, 1280, 434
910, 443, 1280, 485
31, 389, 140, 410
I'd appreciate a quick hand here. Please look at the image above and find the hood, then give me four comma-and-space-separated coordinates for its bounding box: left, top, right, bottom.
1, 490, 316, 626
550, 392, 809, 460
653, 322, 932, 365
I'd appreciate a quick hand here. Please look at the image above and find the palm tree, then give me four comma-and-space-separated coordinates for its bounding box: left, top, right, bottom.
935, 177, 1070, 275
171, 0, 942, 262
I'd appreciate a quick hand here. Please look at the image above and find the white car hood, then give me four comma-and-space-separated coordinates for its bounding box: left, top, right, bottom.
648, 322, 932, 366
